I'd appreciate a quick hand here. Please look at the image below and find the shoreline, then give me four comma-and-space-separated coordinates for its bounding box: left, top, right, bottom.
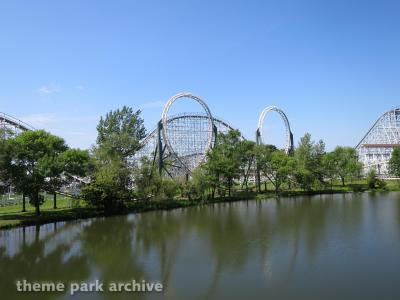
0, 186, 392, 231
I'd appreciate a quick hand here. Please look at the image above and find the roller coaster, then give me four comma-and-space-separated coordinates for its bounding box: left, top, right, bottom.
1, 112, 34, 136
3, 95, 400, 204
356, 108, 400, 177
2, 92, 294, 183
132, 92, 294, 178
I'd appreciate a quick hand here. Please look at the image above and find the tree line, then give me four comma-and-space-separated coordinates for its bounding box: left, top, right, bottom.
1, 106, 399, 215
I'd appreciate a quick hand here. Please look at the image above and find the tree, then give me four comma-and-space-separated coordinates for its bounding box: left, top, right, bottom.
331, 146, 362, 186
96, 106, 146, 160
366, 168, 386, 190
259, 150, 296, 194
81, 158, 132, 212
84, 106, 147, 210
43, 148, 91, 209
203, 130, 242, 198
193, 168, 210, 200
389, 148, 400, 178
0, 131, 27, 211
294, 133, 326, 191
254, 144, 278, 191
0, 130, 82, 215
132, 157, 161, 201
322, 152, 337, 189
237, 140, 256, 190
160, 179, 180, 200
184, 168, 210, 201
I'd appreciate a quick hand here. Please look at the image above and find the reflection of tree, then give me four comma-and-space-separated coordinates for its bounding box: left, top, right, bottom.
189, 203, 252, 299
0, 194, 369, 300
0, 224, 90, 300
133, 210, 183, 285
79, 216, 148, 300
396, 193, 400, 226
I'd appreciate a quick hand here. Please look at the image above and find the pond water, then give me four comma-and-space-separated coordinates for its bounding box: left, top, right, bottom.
1, 192, 400, 300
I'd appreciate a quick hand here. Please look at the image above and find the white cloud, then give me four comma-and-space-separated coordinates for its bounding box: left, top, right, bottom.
36, 84, 60, 94
75, 85, 85, 91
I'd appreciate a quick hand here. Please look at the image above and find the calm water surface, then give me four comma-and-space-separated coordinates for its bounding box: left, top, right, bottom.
1, 192, 400, 300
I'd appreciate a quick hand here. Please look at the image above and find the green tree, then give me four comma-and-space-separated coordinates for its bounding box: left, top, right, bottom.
81, 157, 132, 212
260, 150, 296, 194
203, 130, 242, 198
132, 157, 161, 201
160, 179, 180, 200
254, 144, 278, 191
96, 106, 146, 159
85, 106, 147, 210
331, 146, 362, 186
294, 133, 326, 191
237, 140, 256, 191
43, 148, 91, 208
0, 130, 80, 215
389, 148, 400, 178
190, 168, 210, 201
365, 168, 386, 190
322, 152, 337, 189
366, 169, 378, 189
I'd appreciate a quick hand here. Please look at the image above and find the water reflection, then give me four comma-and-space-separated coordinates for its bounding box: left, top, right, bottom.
1, 193, 400, 300
0, 222, 91, 300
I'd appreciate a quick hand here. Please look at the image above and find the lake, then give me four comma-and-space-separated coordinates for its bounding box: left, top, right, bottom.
1, 192, 400, 300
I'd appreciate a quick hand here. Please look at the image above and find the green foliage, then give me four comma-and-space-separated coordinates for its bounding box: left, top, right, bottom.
190, 168, 210, 201
294, 133, 326, 190
322, 146, 362, 188
333, 146, 362, 185
60, 148, 92, 177
161, 179, 180, 200
202, 130, 243, 197
322, 152, 337, 188
255, 145, 296, 193
237, 140, 256, 190
366, 169, 376, 189
0, 130, 85, 215
132, 157, 161, 201
366, 169, 386, 190
96, 106, 146, 159
84, 106, 147, 211
81, 159, 132, 212
389, 148, 400, 178
254, 144, 276, 191
176, 169, 209, 202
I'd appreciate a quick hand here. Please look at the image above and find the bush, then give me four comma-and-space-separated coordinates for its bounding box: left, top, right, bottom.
349, 184, 367, 192
81, 182, 131, 213
161, 179, 179, 200
366, 169, 386, 190
367, 169, 377, 189
81, 162, 132, 213
376, 178, 387, 190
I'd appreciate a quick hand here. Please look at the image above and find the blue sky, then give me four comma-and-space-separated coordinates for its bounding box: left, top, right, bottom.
0, 0, 399, 150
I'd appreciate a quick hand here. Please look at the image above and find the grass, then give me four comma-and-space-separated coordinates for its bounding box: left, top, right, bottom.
0, 194, 84, 215
0, 194, 87, 229
1, 179, 400, 230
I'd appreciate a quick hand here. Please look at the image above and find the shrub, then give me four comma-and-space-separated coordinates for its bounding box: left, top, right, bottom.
161, 179, 179, 200
366, 169, 386, 190
81, 162, 132, 213
367, 169, 377, 189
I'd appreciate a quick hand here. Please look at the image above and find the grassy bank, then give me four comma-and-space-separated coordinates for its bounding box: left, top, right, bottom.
1, 180, 400, 230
